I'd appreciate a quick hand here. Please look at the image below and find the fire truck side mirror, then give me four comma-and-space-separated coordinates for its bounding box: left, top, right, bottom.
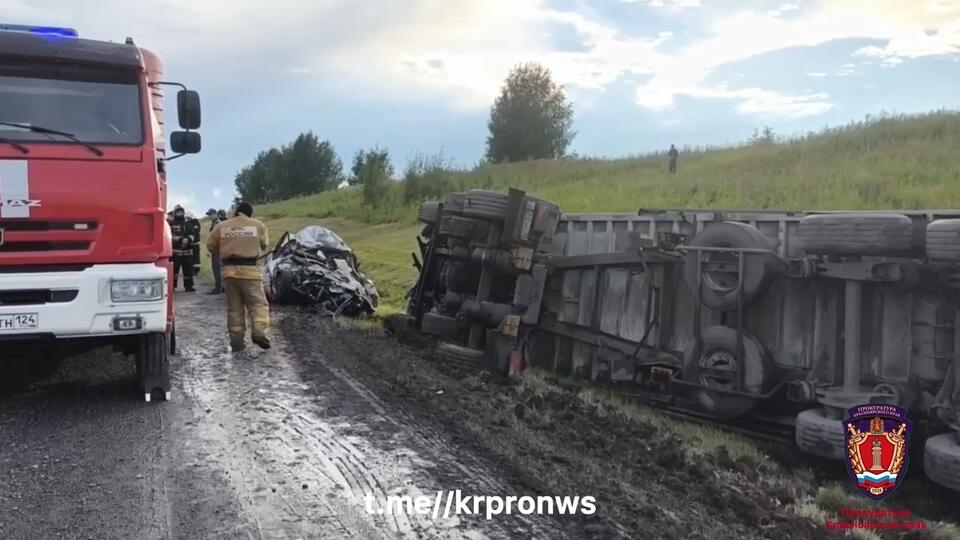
176, 90, 201, 130
170, 131, 201, 154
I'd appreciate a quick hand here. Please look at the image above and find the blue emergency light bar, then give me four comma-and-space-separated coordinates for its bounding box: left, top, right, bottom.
0, 24, 78, 37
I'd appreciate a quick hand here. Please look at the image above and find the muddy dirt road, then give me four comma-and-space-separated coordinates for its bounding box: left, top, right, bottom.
0, 289, 824, 539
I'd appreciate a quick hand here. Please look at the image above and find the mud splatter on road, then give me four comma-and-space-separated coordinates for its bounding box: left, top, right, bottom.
0, 291, 549, 539
280, 312, 824, 540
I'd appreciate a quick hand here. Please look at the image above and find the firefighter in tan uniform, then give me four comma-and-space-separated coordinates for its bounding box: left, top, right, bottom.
206, 202, 271, 351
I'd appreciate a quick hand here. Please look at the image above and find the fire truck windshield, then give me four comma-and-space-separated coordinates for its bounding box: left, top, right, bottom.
0, 63, 142, 146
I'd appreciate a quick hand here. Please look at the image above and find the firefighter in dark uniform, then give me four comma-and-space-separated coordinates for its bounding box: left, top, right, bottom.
170, 205, 196, 292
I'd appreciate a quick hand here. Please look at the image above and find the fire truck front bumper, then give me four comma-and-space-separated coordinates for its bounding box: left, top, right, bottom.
0, 263, 168, 339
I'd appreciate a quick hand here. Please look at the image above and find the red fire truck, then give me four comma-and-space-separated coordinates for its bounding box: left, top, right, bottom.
0, 25, 201, 401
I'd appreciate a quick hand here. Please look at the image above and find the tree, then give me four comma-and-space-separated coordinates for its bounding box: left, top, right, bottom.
485, 62, 575, 163
355, 147, 393, 207
751, 125, 776, 145
233, 132, 343, 203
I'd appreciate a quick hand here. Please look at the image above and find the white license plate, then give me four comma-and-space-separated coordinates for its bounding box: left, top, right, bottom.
0, 313, 38, 332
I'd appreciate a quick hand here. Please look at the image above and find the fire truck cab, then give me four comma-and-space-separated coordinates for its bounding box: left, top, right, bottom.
0, 25, 201, 401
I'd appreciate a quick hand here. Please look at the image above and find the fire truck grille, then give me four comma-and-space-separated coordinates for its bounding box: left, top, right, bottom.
0, 241, 90, 252
0, 289, 78, 306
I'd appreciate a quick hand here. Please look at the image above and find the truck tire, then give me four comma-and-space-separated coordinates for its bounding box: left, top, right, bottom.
798, 213, 914, 256
461, 190, 510, 221
418, 201, 440, 224
137, 332, 170, 402
445, 192, 466, 214
439, 215, 486, 241
436, 342, 483, 369
420, 312, 461, 338
795, 408, 845, 460
684, 222, 778, 311
682, 325, 776, 419
926, 220, 960, 261
924, 432, 960, 491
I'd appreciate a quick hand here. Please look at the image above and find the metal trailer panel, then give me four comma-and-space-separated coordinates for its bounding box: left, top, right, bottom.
545, 210, 960, 390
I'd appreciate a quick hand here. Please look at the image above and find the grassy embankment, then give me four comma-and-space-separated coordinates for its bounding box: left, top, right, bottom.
202, 111, 960, 313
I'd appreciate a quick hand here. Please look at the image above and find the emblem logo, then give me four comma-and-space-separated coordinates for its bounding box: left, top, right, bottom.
843, 404, 912, 499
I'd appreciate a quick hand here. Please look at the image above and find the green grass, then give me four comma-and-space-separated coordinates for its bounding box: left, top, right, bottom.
208, 110, 960, 313
256, 111, 960, 228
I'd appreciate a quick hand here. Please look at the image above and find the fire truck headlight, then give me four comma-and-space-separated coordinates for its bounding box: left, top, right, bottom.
111, 279, 164, 303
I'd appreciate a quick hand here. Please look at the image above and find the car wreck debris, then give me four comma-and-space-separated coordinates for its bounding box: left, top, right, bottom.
264, 226, 378, 316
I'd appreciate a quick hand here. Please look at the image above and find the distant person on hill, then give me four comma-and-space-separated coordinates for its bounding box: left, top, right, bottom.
668, 144, 679, 174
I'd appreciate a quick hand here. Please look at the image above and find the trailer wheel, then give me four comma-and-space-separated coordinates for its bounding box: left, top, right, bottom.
926, 220, 960, 261
924, 432, 960, 491
798, 213, 914, 256
682, 325, 776, 419
418, 201, 440, 224
439, 215, 487, 241
684, 222, 778, 311
436, 342, 484, 369
795, 408, 845, 460
137, 332, 171, 402
461, 190, 510, 221
420, 312, 462, 338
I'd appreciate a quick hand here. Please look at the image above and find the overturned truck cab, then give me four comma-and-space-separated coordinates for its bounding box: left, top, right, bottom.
407, 190, 960, 492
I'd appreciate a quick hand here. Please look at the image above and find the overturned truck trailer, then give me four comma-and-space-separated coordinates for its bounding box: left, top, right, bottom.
407, 189, 960, 492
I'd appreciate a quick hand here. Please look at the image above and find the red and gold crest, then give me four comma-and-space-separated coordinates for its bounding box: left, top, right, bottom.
843, 405, 912, 500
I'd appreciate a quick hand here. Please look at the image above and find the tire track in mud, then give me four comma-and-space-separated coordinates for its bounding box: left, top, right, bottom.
173, 292, 499, 539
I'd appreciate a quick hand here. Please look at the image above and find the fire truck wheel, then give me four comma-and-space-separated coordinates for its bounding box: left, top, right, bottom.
418, 201, 441, 224
798, 213, 915, 256
439, 215, 485, 241
436, 342, 484, 369
169, 319, 177, 356
683, 222, 779, 311
682, 325, 776, 419
795, 408, 846, 460
461, 190, 510, 221
137, 332, 170, 402
420, 312, 462, 338
926, 220, 960, 261
445, 192, 467, 215
924, 432, 960, 491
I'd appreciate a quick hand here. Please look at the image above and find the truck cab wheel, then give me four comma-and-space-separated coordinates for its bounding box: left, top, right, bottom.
169, 319, 177, 356
682, 325, 776, 419
136, 332, 171, 402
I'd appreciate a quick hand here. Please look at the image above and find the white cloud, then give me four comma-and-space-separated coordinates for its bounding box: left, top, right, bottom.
926, 1, 960, 15
623, 0, 701, 6
851, 21, 960, 64
651, 85, 833, 118
5, 0, 956, 125
212, 188, 223, 198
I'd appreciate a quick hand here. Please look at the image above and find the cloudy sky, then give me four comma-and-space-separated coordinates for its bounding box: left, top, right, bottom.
4, 0, 960, 213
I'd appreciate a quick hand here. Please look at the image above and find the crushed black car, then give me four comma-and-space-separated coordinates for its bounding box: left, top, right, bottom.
263, 226, 379, 316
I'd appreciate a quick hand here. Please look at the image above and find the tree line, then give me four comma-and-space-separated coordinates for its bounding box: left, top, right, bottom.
234, 62, 576, 206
